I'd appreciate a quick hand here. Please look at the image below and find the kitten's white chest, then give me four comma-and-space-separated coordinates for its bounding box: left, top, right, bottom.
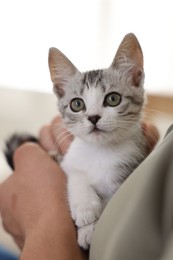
62, 137, 113, 173
61, 137, 132, 199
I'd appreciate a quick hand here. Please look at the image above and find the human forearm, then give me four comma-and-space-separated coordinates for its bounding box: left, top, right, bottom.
20, 211, 87, 260
0, 144, 88, 260
20, 203, 87, 260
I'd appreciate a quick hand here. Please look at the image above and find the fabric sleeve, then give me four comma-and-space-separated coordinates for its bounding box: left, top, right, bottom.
90, 125, 173, 260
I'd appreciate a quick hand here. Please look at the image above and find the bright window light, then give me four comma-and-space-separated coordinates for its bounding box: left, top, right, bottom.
0, 0, 172, 95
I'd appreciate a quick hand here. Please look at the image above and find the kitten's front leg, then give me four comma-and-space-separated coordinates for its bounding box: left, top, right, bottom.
67, 173, 103, 249
78, 222, 96, 249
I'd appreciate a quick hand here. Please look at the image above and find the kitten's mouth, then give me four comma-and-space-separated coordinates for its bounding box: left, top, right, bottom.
90, 126, 104, 135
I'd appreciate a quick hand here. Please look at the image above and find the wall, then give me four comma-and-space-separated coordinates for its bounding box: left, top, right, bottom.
0, 0, 172, 95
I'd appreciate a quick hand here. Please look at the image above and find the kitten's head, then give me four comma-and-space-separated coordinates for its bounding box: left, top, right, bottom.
48, 33, 145, 145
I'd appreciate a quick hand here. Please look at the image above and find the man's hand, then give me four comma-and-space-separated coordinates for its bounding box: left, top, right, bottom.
39, 116, 73, 156
0, 143, 87, 260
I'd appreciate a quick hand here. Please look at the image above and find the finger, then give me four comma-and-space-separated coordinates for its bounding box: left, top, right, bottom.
1, 217, 24, 249
39, 116, 62, 152
0, 175, 14, 207
39, 125, 55, 151
13, 142, 63, 180
1, 219, 12, 234
39, 116, 73, 155
13, 235, 24, 250
13, 143, 47, 171
51, 115, 62, 125
13, 236, 25, 251
50, 117, 73, 155
142, 122, 160, 152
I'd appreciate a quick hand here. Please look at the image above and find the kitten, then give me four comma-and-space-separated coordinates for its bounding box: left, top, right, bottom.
4, 33, 148, 249
48, 33, 148, 249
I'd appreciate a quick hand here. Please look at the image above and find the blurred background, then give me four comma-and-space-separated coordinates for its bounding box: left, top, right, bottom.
0, 0, 173, 256
0, 0, 173, 94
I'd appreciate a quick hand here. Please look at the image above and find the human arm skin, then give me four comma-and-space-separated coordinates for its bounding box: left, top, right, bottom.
0, 144, 87, 260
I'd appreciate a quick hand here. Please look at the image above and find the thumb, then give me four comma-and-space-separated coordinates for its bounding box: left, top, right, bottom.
13, 143, 46, 172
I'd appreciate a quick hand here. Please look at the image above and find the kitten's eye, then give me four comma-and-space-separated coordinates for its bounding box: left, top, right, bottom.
104, 92, 121, 107
70, 98, 85, 112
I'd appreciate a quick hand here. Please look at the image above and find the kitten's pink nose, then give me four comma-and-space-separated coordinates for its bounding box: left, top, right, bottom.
88, 115, 101, 125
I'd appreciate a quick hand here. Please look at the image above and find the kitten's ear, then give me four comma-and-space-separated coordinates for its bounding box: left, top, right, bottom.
111, 33, 143, 87
48, 48, 79, 97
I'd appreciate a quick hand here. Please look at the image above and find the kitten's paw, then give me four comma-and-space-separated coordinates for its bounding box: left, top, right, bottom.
78, 222, 96, 249
71, 200, 102, 227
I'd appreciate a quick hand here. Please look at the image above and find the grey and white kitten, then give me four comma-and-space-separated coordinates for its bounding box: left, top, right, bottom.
48, 33, 148, 249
